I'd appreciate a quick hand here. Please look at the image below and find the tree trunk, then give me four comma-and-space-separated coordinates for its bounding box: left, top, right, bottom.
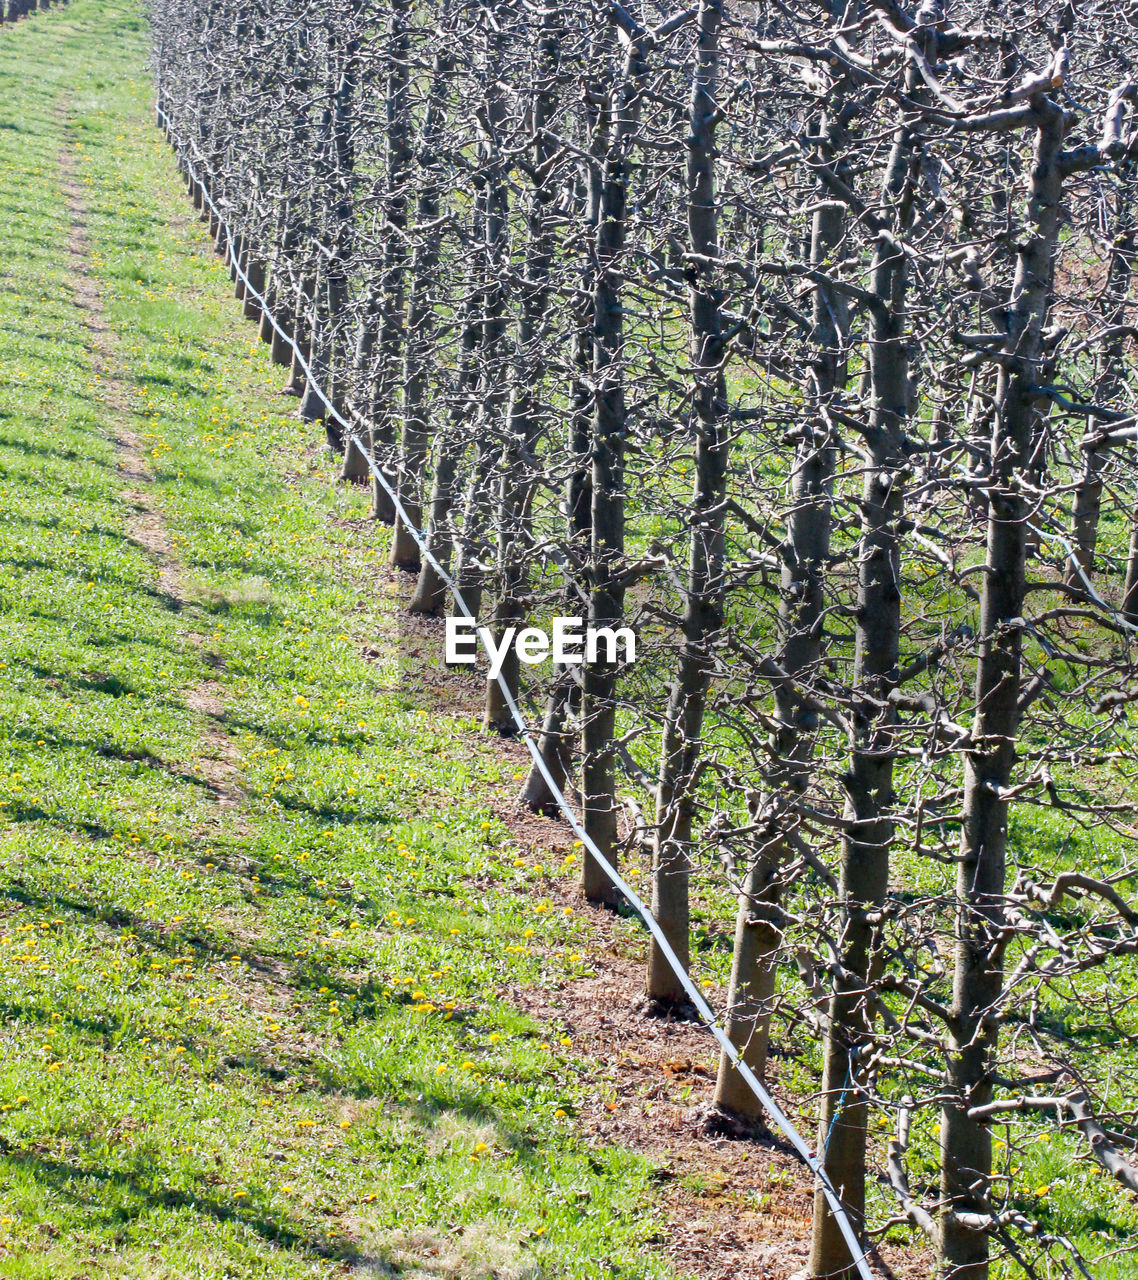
408, 287, 482, 616
447, 18, 510, 622
342, 283, 379, 481
390, 49, 454, 570
520, 108, 603, 813
299, 261, 331, 423
520, 665, 580, 812
1124, 519, 1138, 621
810, 62, 920, 1280
284, 272, 315, 397
714, 131, 847, 1117
1067, 184, 1133, 589
242, 257, 265, 323
451, 445, 498, 622
370, 0, 412, 525
484, 15, 560, 730
647, 0, 726, 1006
939, 101, 1065, 1280
260, 214, 293, 355
581, 30, 647, 904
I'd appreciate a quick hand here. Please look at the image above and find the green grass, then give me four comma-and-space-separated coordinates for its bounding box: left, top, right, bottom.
0, 4, 682, 1276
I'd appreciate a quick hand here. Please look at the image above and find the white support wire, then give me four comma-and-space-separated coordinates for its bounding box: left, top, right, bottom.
155, 96, 876, 1280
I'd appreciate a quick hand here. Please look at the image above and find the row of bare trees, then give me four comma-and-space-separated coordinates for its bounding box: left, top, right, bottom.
2, 0, 65, 24
152, 0, 1138, 1275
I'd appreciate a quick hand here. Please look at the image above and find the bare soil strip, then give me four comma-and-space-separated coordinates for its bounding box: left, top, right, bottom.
53, 117, 329, 1083
57, 105, 247, 818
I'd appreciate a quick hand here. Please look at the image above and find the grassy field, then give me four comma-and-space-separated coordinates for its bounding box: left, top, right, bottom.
0, 4, 686, 1277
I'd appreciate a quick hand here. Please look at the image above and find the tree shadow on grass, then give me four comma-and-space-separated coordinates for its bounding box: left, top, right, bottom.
0, 997, 122, 1042
0, 1138, 378, 1266
0, 511, 132, 541
0, 725, 233, 799
0, 878, 565, 1161
0, 879, 261, 972
7, 713, 197, 759
0, 875, 383, 1018
0, 433, 118, 468
214, 712, 376, 755
0, 799, 115, 840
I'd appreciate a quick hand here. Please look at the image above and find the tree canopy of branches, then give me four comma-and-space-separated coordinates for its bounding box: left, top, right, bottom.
151, 0, 1138, 1274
